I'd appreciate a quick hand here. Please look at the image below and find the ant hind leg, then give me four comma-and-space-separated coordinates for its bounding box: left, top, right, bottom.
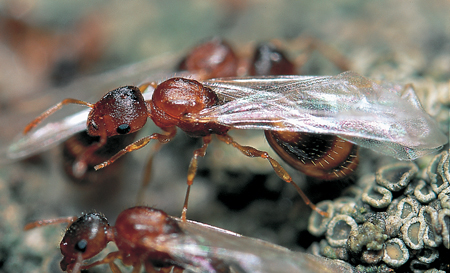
181, 135, 212, 221
216, 133, 329, 217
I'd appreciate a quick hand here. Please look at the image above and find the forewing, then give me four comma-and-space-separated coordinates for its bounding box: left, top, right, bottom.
156, 218, 356, 273
191, 71, 447, 160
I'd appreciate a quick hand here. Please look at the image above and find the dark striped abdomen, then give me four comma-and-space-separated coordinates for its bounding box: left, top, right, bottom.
265, 131, 359, 180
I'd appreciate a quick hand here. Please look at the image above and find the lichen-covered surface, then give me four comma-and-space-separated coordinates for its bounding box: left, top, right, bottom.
308, 151, 450, 272
0, 1, 449, 272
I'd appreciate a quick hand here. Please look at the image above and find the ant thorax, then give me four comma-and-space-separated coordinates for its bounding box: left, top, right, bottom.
148, 77, 229, 137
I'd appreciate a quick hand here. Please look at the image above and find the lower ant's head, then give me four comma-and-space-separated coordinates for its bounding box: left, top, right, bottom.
87, 86, 148, 138
59, 213, 111, 271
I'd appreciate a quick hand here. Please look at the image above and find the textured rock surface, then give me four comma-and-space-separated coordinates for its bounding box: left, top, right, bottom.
308, 151, 450, 272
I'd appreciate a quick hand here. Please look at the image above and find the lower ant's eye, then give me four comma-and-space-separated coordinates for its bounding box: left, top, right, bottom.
75, 239, 88, 253
117, 124, 131, 134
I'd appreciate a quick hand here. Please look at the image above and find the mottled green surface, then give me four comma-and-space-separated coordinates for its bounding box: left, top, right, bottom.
308, 151, 450, 271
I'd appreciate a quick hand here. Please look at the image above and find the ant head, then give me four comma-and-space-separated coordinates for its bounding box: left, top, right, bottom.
87, 86, 148, 137
59, 213, 111, 271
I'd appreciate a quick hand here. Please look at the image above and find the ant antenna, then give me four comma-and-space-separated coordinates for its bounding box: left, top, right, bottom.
24, 216, 78, 231
24, 99, 94, 134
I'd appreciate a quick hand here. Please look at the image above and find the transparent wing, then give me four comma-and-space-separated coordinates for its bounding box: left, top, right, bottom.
189, 71, 447, 160
150, 218, 356, 273
1, 53, 182, 163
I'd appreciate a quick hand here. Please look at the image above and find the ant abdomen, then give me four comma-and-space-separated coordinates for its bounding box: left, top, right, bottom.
265, 131, 359, 180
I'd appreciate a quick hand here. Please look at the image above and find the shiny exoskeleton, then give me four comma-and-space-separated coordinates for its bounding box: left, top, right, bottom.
265, 131, 359, 180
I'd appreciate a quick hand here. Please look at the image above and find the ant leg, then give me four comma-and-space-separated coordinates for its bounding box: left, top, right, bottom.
81, 251, 123, 273
94, 128, 177, 171
181, 135, 212, 222
24, 216, 77, 230
72, 131, 108, 177
24, 98, 94, 134
216, 134, 329, 217
136, 141, 164, 205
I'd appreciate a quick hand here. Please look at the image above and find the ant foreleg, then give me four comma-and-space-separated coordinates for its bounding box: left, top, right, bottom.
81, 251, 123, 273
216, 134, 329, 217
94, 128, 176, 171
181, 135, 212, 222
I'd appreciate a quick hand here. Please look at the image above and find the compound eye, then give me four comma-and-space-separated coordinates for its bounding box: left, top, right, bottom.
116, 124, 131, 134
75, 239, 88, 253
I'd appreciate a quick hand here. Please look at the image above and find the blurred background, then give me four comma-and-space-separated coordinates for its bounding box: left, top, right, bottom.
0, 0, 448, 272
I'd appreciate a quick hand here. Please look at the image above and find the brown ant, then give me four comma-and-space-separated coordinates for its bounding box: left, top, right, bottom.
63, 39, 354, 187
24, 206, 225, 273
20, 39, 447, 220
20, 77, 328, 219
24, 206, 357, 273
